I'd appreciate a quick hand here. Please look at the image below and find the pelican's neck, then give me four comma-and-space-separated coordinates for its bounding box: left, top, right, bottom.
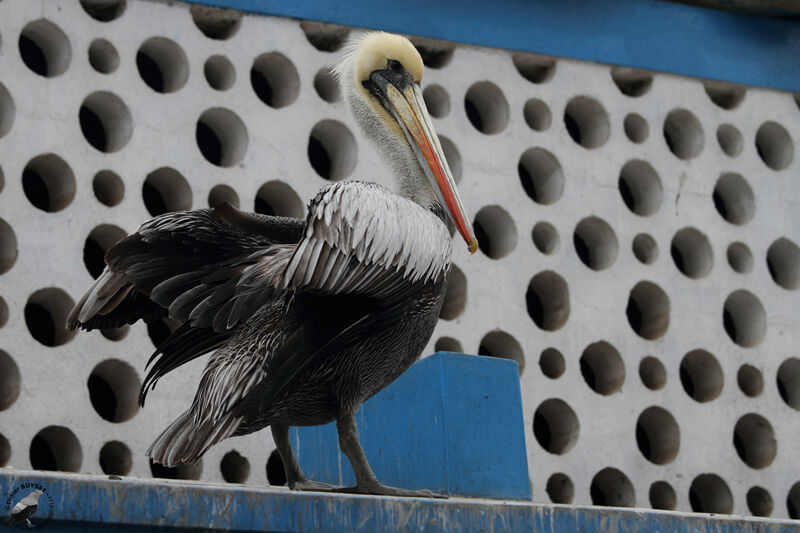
340, 63, 439, 210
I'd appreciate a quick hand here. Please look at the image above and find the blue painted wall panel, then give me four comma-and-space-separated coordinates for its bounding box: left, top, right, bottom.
188, 0, 800, 92
292, 352, 531, 500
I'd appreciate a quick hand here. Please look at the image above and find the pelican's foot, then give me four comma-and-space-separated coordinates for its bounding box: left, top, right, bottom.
289, 477, 337, 492
335, 482, 447, 499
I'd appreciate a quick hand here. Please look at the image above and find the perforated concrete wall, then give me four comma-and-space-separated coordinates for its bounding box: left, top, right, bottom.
1, 0, 799, 519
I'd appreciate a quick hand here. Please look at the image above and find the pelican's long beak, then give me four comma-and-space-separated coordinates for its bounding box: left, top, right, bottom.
368, 71, 478, 254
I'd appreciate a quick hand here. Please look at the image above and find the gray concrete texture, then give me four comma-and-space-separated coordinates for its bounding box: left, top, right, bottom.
0, 0, 799, 519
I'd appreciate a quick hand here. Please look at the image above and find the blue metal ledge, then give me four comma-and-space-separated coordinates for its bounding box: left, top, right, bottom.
2, 470, 799, 532
188, 0, 800, 92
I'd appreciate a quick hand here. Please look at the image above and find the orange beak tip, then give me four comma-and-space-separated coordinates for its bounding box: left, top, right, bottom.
468, 238, 479, 255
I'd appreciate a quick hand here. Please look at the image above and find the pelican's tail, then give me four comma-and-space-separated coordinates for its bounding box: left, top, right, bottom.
147, 410, 241, 467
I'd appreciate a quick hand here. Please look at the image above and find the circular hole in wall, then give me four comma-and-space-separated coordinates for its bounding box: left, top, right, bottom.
671, 227, 713, 279
423, 84, 450, 118
299, 21, 349, 52
717, 124, 743, 157
747, 486, 773, 517
93, 170, 124, 207
99, 440, 132, 476
439, 136, 462, 184
632, 233, 658, 265
409, 36, 454, 69
532, 221, 559, 255
650, 481, 677, 510
590, 468, 635, 507
533, 399, 579, 455
80, 0, 126, 22
689, 474, 733, 514
439, 264, 466, 320
737, 364, 763, 397
150, 458, 202, 480
713, 173, 754, 226
190, 5, 242, 40
136, 37, 189, 93
101, 325, 129, 342
512, 53, 555, 84
756, 121, 793, 171
196, 108, 249, 167
663, 109, 704, 159
473, 205, 516, 259
639, 356, 666, 390
221, 450, 250, 483
618, 160, 662, 216
0, 218, 18, 274
143, 167, 192, 216
524, 98, 551, 131
704, 81, 745, 109
314, 67, 340, 103
680, 349, 723, 402
83, 224, 126, 279
626, 281, 670, 340
580, 341, 625, 395
25, 287, 76, 347
727, 242, 753, 274
573, 217, 618, 271
564, 96, 610, 149
0, 350, 20, 411
518, 148, 564, 205
777, 358, 800, 410
88, 39, 119, 74
478, 330, 524, 375
723, 290, 766, 348
636, 406, 680, 464
623, 113, 649, 143
464, 81, 509, 134
30, 426, 82, 472
788, 482, 800, 518
204, 55, 235, 91
266, 449, 286, 485
308, 120, 357, 181
0, 296, 8, 328
610, 67, 652, 97
22, 154, 76, 212
251, 52, 300, 108
254, 180, 304, 218
546, 473, 574, 504
88, 359, 140, 423
767, 237, 800, 290
733, 413, 776, 469
0, 83, 14, 139
80, 91, 132, 153
526, 271, 570, 331
539, 348, 565, 379
0, 433, 10, 467
19, 19, 72, 77
434, 336, 462, 353
208, 184, 239, 208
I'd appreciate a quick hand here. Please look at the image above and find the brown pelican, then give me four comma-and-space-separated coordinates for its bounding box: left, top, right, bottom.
68, 31, 477, 497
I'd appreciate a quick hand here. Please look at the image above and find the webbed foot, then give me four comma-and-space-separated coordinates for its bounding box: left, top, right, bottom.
335, 482, 447, 499
289, 477, 338, 492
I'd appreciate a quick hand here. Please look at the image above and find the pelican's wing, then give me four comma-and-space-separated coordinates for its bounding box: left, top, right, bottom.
280, 181, 451, 299
68, 203, 304, 333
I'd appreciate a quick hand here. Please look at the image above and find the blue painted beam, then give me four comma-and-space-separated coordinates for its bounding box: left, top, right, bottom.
187, 0, 800, 92
2, 470, 799, 531
292, 352, 531, 500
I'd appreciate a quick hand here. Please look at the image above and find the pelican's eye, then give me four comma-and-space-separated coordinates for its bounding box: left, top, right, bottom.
387, 59, 403, 73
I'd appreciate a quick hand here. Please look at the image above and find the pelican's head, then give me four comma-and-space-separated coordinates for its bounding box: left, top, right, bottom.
336, 32, 478, 254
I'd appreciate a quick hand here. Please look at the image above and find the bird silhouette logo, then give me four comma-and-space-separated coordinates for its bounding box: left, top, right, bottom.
2, 485, 53, 529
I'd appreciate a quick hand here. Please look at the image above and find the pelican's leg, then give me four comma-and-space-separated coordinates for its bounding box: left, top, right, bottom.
271, 424, 336, 492
334, 414, 446, 498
